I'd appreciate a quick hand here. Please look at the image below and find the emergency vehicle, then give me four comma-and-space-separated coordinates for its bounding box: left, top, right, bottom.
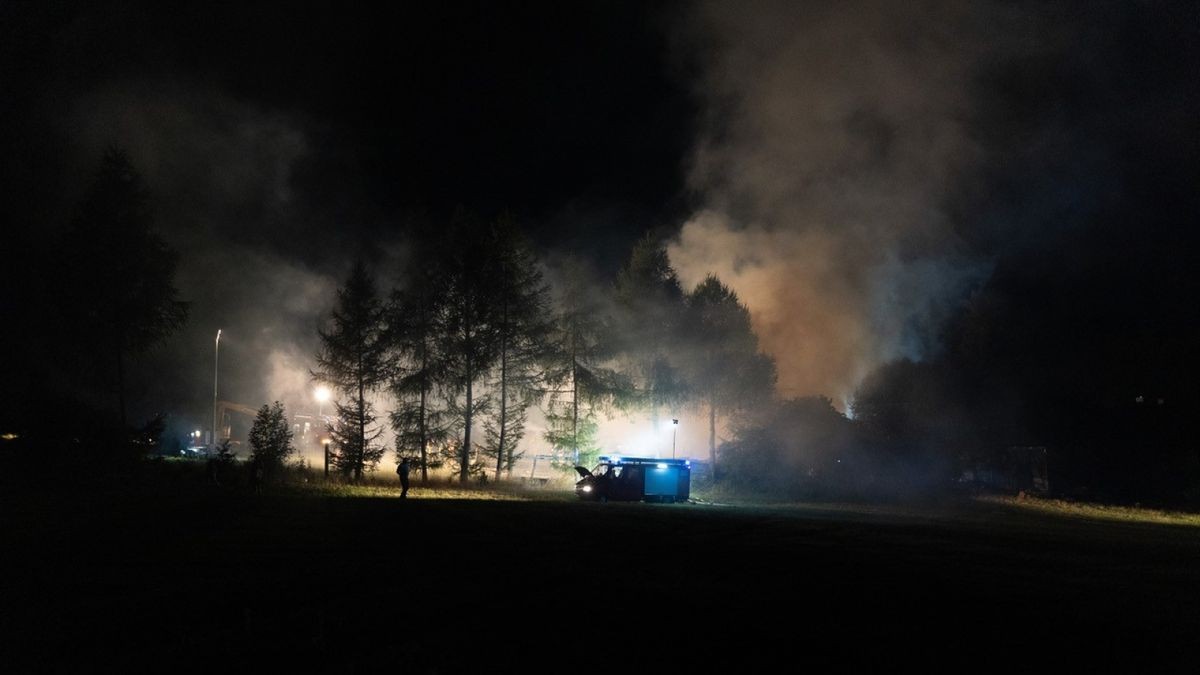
574, 456, 691, 503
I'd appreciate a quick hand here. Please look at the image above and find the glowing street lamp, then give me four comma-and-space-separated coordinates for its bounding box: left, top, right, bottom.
314, 385, 331, 420
315, 387, 333, 480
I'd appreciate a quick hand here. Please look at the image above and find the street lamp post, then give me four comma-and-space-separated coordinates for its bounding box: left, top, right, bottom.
314, 385, 331, 421
672, 419, 679, 459
314, 386, 332, 479
212, 329, 221, 453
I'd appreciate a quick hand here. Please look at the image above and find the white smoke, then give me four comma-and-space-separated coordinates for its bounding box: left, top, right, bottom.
670, 0, 1008, 402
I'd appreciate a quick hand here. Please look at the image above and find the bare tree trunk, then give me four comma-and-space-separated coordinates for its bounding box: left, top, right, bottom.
461, 298, 473, 483
496, 339, 507, 482
495, 284, 510, 482
419, 378, 428, 483
357, 349, 365, 482
462, 373, 473, 482
572, 358, 579, 465
570, 326, 579, 464
417, 324, 432, 480
709, 399, 718, 481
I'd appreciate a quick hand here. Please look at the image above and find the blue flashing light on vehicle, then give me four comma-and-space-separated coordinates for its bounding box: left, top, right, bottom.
576, 456, 691, 503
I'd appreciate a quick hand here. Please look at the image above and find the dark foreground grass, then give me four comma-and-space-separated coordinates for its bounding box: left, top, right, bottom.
4, 473, 1200, 672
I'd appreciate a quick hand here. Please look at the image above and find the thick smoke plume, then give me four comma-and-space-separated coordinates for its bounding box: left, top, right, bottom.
670, 1, 1007, 403
64, 80, 343, 436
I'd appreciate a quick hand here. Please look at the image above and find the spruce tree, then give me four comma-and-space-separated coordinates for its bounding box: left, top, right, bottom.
483, 392, 528, 477
438, 211, 506, 482
59, 147, 188, 426
314, 260, 388, 481
614, 233, 688, 423
388, 266, 452, 482
328, 397, 387, 479
482, 217, 553, 480
684, 275, 776, 478
248, 401, 295, 479
543, 257, 626, 469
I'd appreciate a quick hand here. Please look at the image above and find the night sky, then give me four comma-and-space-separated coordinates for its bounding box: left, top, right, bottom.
2, 0, 1197, 449
3, 1, 694, 261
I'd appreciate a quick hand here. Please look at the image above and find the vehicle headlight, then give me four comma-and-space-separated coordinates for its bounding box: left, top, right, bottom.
581, 485, 593, 493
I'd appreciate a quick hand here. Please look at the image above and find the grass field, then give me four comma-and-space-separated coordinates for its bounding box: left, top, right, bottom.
5, 469, 1200, 671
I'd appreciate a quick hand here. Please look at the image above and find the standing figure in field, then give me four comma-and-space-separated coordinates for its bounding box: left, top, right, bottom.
249, 456, 265, 495
397, 457, 411, 499
206, 455, 221, 486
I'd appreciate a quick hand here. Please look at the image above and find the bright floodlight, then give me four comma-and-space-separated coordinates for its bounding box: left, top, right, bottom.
314, 385, 332, 403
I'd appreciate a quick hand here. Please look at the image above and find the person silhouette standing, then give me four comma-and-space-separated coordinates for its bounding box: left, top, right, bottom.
249, 456, 264, 495
397, 457, 411, 499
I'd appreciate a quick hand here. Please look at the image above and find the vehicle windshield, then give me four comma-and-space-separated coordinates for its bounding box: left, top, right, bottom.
591, 464, 610, 476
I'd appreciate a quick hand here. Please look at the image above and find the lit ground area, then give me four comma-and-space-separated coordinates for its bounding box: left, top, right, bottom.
5, 474, 1200, 671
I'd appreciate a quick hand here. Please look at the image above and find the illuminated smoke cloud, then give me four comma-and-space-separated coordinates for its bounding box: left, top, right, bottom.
65, 79, 344, 428
670, 0, 1004, 402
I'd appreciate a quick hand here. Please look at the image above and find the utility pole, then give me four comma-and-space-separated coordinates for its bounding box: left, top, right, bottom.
212, 329, 221, 452
672, 418, 679, 459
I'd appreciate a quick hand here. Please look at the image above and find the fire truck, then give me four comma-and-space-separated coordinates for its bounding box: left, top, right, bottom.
574, 456, 691, 503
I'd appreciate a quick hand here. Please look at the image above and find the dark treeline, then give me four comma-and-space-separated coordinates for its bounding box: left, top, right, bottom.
314, 215, 778, 484
725, 190, 1200, 506
843, 215, 1200, 506
0, 148, 777, 488
6, 147, 1198, 508
1, 147, 190, 473
349, 201, 1199, 506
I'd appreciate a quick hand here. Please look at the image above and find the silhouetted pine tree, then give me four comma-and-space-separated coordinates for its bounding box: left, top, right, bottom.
543, 257, 626, 469
314, 261, 388, 481
482, 216, 554, 480
387, 266, 452, 482
248, 401, 295, 480
684, 275, 776, 478
438, 210, 506, 482
484, 393, 528, 478
614, 233, 688, 423
328, 398, 387, 479
59, 147, 188, 426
